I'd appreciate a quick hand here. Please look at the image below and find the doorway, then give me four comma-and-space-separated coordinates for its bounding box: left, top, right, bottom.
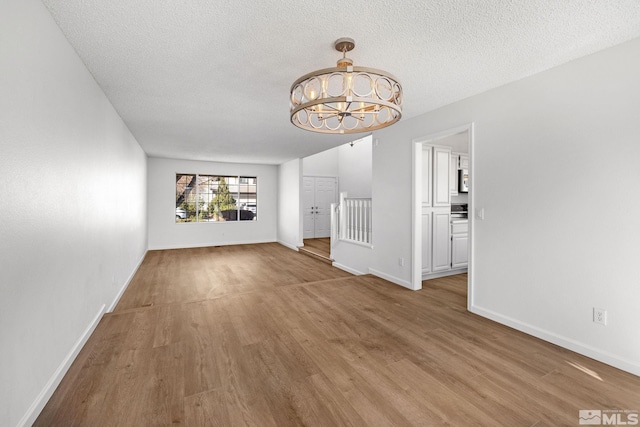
302, 176, 337, 239
412, 123, 474, 310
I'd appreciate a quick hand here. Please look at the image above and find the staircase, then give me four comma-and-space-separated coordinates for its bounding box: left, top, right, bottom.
298, 238, 333, 264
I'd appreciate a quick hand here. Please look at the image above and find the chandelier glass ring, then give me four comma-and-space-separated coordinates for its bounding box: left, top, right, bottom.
290, 38, 403, 134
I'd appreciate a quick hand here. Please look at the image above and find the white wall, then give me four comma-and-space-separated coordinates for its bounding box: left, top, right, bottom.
277, 159, 303, 250
302, 137, 372, 198
289, 140, 375, 273
337, 136, 372, 198
332, 242, 373, 276
302, 148, 338, 177
370, 37, 640, 375
0, 1, 148, 425
298, 137, 374, 273
330, 137, 374, 274
147, 158, 278, 249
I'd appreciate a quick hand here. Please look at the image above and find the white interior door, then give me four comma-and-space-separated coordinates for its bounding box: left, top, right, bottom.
302, 177, 315, 239
302, 176, 337, 239
314, 177, 336, 238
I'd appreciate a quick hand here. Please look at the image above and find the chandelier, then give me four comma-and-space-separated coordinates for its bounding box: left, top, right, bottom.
290, 38, 402, 134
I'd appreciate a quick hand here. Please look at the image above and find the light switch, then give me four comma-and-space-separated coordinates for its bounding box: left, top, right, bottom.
475, 208, 485, 220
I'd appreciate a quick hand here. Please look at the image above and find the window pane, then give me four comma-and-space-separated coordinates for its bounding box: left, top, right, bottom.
239, 176, 257, 221
197, 175, 215, 222
176, 174, 197, 222
209, 176, 239, 221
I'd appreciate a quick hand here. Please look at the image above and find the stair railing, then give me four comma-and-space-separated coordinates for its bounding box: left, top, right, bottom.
331, 192, 372, 247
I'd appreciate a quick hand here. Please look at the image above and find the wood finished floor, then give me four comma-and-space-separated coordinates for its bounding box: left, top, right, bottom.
36, 243, 640, 426
302, 238, 331, 259
298, 238, 332, 264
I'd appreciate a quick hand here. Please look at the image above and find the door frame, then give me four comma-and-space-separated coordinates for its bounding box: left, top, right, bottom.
411, 123, 475, 310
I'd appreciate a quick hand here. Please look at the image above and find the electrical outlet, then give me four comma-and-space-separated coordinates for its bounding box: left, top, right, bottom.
593, 308, 607, 326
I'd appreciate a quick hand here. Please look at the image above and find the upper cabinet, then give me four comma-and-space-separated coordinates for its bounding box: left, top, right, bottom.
450, 154, 459, 196
459, 155, 469, 170
422, 145, 451, 207
450, 153, 469, 195
421, 146, 432, 207
432, 146, 451, 207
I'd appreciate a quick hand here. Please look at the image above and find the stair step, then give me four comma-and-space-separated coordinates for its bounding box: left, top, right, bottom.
298, 246, 333, 264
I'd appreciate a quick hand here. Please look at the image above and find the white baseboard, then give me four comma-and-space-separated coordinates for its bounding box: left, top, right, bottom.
368, 268, 415, 290
470, 304, 640, 377
277, 240, 300, 251
107, 251, 147, 313
148, 239, 277, 251
332, 262, 365, 276
18, 304, 106, 427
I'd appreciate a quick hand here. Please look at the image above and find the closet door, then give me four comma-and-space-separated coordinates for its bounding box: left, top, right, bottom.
313, 177, 336, 238
302, 177, 316, 238
302, 177, 337, 239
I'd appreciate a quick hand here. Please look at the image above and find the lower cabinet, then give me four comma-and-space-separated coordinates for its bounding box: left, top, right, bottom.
423, 215, 469, 278
421, 208, 451, 275
451, 234, 468, 268
421, 212, 432, 274
432, 211, 451, 272
450, 220, 469, 269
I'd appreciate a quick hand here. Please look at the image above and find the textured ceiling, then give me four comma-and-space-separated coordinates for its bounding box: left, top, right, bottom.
41, 0, 640, 165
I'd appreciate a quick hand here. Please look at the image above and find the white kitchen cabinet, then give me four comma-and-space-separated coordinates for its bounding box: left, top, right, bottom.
451, 219, 468, 269
421, 210, 432, 274
450, 154, 459, 196
422, 145, 453, 277
459, 155, 469, 170
421, 209, 451, 275
423, 145, 450, 207
451, 234, 468, 269
432, 210, 451, 271
433, 147, 451, 207
421, 146, 432, 208
450, 152, 469, 196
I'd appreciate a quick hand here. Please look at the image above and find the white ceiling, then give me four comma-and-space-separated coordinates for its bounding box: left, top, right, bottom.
41, 0, 640, 165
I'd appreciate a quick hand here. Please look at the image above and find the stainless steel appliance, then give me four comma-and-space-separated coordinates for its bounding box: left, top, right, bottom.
451, 203, 468, 219
458, 169, 469, 193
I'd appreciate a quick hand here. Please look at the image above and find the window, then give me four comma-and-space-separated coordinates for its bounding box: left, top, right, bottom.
175, 174, 257, 222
